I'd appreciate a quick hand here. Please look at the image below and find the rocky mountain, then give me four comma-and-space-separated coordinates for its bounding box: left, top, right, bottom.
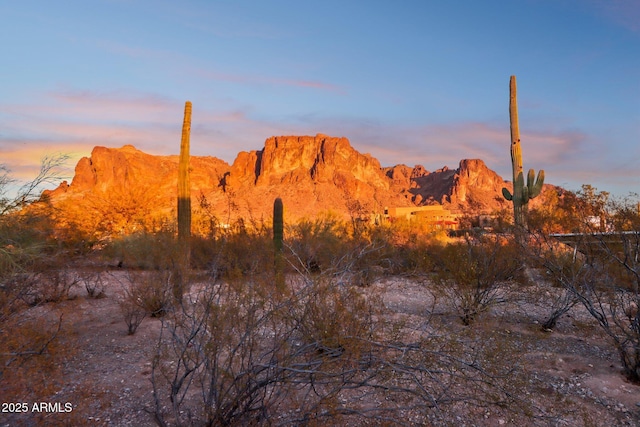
42, 134, 555, 233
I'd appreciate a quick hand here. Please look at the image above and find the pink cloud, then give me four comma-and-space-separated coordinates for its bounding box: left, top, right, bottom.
294, 117, 609, 191
195, 68, 346, 94
0, 88, 634, 196
0, 88, 272, 184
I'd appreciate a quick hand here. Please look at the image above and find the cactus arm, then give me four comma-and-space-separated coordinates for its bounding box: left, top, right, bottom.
527, 169, 535, 190
502, 188, 513, 201
528, 169, 545, 198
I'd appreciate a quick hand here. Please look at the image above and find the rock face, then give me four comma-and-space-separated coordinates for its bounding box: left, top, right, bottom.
222, 134, 406, 220
448, 159, 512, 209
43, 135, 556, 233
226, 135, 388, 189
47, 145, 229, 201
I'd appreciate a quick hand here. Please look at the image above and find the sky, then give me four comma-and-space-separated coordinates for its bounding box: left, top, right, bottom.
1, 0, 639, 197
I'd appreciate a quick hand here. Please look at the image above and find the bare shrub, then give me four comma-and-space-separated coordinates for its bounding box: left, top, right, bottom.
0, 155, 83, 424
149, 250, 390, 426
146, 233, 549, 426
430, 235, 524, 325
124, 270, 174, 318
530, 192, 640, 383
15, 268, 78, 306
540, 287, 579, 331
0, 312, 77, 427
118, 296, 147, 335
150, 275, 291, 426
78, 268, 107, 298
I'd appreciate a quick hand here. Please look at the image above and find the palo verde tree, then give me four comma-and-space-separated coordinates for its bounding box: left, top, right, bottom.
502, 75, 545, 229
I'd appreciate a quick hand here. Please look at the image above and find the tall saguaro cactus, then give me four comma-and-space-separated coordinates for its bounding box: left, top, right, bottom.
173, 101, 192, 301
178, 101, 192, 262
273, 197, 284, 290
501, 76, 545, 228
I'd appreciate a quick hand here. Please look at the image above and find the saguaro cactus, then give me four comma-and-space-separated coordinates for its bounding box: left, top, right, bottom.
273, 197, 284, 290
501, 76, 544, 228
178, 101, 192, 243
174, 101, 192, 301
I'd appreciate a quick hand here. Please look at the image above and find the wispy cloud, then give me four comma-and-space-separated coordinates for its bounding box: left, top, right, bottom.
587, 0, 640, 33
95, 39, 173, 60
195, 68, 346, 94
0, 89, 186, 181
279, 113, 624, 192
0, 88, 634, 197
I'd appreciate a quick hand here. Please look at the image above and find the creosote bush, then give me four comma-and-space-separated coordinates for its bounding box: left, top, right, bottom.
430, 234, 525, 325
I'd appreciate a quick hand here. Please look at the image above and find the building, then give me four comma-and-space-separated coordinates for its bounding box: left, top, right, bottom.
383, 205, 459, 230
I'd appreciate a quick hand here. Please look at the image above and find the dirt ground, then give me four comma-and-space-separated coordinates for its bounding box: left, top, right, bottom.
2, 271, 640, 426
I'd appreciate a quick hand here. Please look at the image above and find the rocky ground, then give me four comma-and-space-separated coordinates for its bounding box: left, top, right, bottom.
2, 271, 640, 426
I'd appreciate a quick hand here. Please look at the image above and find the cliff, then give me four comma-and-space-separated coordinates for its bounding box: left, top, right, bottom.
42, 134, 553, 234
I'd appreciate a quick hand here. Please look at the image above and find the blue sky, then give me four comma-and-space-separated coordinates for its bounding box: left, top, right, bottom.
1, 0, 638, 196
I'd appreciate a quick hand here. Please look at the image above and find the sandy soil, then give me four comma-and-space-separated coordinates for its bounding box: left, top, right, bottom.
2, 271, 640, 426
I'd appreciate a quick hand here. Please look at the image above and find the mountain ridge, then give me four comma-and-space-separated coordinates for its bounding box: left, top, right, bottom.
43, 134, 556, 233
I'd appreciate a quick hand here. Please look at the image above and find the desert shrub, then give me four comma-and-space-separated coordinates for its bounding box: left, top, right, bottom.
149, 243, 562, 426
287, 214, 394, 282
118, 295, 147, 335
0, 156, 84, 424
287, 214, 351, 273
214, 221, 273, 280
151, 274, 288, 426
2, 258, 77, 308
123, 270, 174, 317
530, 192, 640, 383
286, 274, 381, 357
77, 268, 107, 298
150, 262, 389, 426
389, 239, 438, 275
104, 230, 181, 270
430, 235, 524, 325
28, 268, 78, 305
190, 234, 219, 270
0, 311, 79, 427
